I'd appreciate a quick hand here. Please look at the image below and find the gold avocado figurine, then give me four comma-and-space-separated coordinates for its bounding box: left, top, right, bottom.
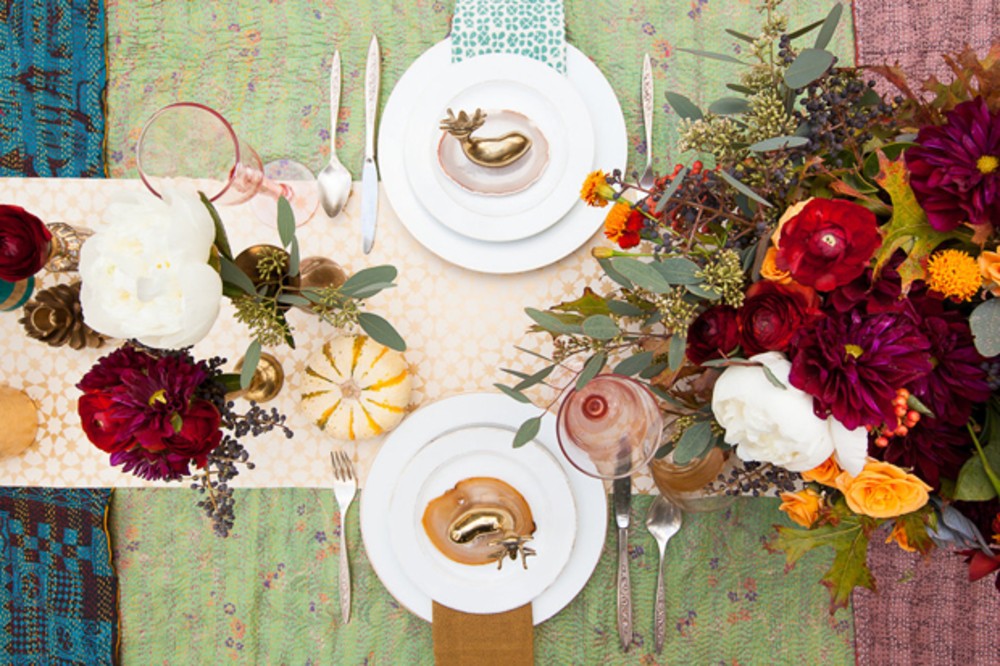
439, 108, 532, 168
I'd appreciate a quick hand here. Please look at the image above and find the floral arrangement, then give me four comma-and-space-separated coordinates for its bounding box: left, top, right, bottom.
502, 0, 1000, 608
78, 343, 290, 536
69, 187, 404, 534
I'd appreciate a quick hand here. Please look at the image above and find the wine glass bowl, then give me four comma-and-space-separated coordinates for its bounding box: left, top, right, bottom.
556, 374, 662, 479
136, 102, 319, 226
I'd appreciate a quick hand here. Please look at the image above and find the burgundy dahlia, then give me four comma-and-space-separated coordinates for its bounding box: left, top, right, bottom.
870, 417, 969, 490
909, 308, 991, 426
906, 97, 1000, 231
788, 309, 932, 429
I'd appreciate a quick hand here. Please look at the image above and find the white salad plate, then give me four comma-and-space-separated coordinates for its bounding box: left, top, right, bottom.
403, 54, 595, 242
361, 393, 607, 624
387, 426, 576, 614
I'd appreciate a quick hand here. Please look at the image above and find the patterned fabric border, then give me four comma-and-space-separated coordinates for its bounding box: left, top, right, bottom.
0, 0, 106, 177
451, 0, 567, 73
0, 487, 117, 665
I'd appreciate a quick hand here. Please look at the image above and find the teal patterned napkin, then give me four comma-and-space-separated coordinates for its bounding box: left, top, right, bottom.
451, 0, 567, 73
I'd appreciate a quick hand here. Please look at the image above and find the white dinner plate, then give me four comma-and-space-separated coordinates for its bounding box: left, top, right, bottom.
361, 393, 607, 624
403, 54, 595, 242
379, 41, 627, 273
388, 426, 576, 614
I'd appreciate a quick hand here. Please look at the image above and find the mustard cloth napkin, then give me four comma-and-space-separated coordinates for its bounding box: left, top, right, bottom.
432, 602, 533, 666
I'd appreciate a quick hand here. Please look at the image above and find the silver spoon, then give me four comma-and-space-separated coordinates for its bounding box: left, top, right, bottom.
318, 51, 352, 218
638, 54, 655, 190
645, 495, 682, 654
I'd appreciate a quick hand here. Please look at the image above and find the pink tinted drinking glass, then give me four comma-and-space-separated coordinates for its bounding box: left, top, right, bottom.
556, 374, 662, 479
136, 102, 318, 226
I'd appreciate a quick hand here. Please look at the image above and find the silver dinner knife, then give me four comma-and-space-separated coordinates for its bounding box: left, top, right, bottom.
361, 34, 381, 254
614, 476, 633, 651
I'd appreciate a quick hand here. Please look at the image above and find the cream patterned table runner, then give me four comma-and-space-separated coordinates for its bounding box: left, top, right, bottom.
0, 178, 653, 490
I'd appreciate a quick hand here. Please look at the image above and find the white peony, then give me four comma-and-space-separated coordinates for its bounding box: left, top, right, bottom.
711, 351, 867, 476
79, 188, 223, 349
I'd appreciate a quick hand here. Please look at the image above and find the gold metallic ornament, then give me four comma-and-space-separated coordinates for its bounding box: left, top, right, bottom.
439, 108, 532, 168
19, 282, 107, 350
229, 352, 285, 403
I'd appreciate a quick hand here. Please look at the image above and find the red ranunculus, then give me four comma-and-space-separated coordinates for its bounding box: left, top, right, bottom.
78, 391, 131, 453
0, 205, 52, 282
776, 198, 882, 291
686, 305, 740, 365
739, 281, 823, 356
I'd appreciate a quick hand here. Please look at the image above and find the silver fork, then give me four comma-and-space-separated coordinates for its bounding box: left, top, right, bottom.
330, 450, 357, 624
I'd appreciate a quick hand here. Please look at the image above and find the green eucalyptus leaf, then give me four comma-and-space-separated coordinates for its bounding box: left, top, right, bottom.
277, 196, 296, 247
677, 47, 747, 66
610, 257, 672, 293
199, 192, 233, 261
814, 3, 843, 50
673, 421, 713, 465
582, 314, 621, 340
514, 346, 554, 363
640, 362, 668, 380
219, 255, 257, 295
501, 368, 532, 381
276, 293, 311, 307
346, 282, 397, 299
665, 92, 703, 121
653, 257, 700, 284
668, 335, 687, 371
709, 97, 751, 115
761, 364, 787, 390
525, 307, 582, 335
725, 28, 756, 43
970, 299, 1000, 357
240, 339, 262, 390
783, 49, 835, 89
727, 83, 755, 95
718, 170, 773, 207
613, 351, 655, 377
608, 300, 644, 316
340, 265, 398, 297
955, 446, 1000, 501
597, 258, 634, 289
513, 416, 542, 448
495, 383, 532, 404
906, 393, 936, 419
576, 352, 607, 390
357, 312, 406, 351
513, 365, 556, 391
786, 18, 825, 40
655, 166, 689, 213
685, 283, 722, 300
288, 237, 300, 277
748, 135, 810, 152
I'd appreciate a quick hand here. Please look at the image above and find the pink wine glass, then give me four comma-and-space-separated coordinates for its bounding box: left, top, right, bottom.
556, 374, 662, 479
136, 102, 319, 226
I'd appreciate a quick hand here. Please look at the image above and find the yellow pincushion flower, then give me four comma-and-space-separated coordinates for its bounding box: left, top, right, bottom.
580, 171, 615, 207
926, 249, 982, 301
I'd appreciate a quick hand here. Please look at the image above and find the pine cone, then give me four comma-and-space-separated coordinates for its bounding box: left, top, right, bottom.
19, 282, 107, 350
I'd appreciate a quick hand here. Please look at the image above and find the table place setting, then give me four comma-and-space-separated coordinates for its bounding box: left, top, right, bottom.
6, 0, 1000, 663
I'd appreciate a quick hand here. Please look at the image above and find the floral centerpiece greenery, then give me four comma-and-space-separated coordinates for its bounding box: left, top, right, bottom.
76, 188, 404, 535
501, 0, 1000, 608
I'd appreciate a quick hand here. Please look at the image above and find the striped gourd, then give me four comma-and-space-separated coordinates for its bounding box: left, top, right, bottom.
300, 335, 412, 440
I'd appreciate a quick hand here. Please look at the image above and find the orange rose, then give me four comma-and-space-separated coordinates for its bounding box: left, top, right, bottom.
778, 488, 823, 528
885, 520, 917, 552
979, 247, 1000, 296
835, 461, 932, 518
802, 456, 842, 487
760, 247, 793, 284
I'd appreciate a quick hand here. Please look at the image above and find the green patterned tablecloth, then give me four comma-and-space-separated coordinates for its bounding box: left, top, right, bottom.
111, 491, 852, 664
105, 0, 853, 181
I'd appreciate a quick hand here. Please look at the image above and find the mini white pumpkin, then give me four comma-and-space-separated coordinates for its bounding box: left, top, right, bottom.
300, 335, 412, 440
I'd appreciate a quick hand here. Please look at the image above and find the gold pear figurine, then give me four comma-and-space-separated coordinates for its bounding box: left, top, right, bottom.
439, 108, 532, 168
